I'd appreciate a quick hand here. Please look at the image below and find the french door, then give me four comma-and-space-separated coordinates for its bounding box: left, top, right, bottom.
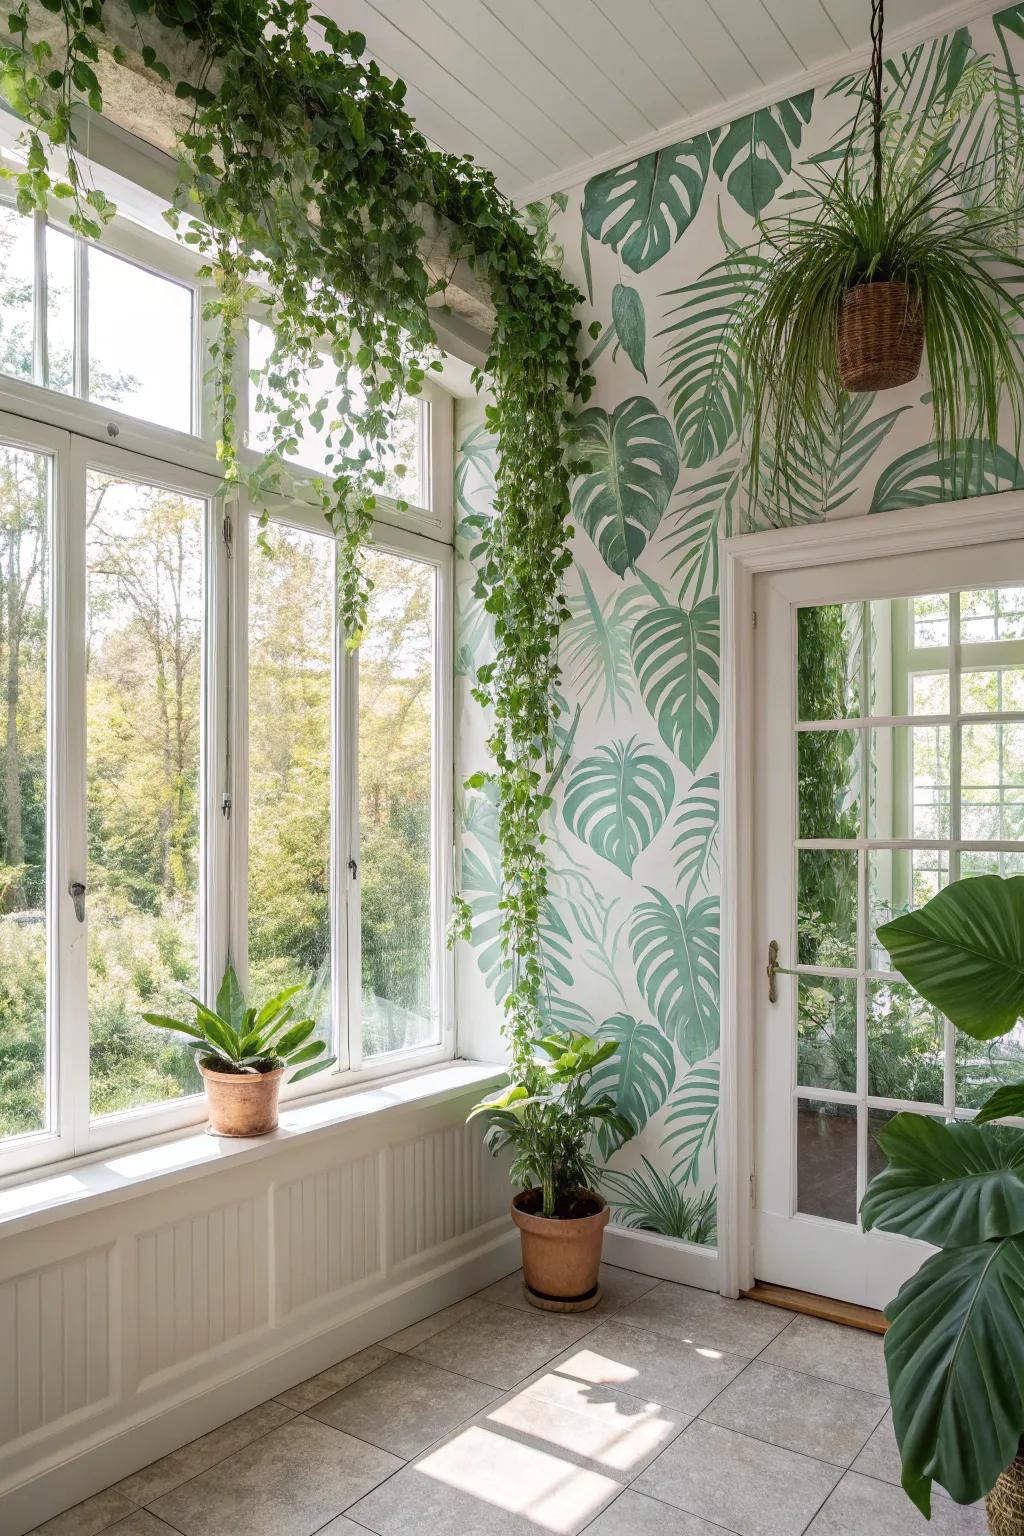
753, 535, 1024, 1307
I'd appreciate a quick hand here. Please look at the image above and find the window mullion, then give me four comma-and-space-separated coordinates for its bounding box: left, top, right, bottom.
32, 211, 47, 389
946, 591, 962, 1117
336, 551, 359, 1075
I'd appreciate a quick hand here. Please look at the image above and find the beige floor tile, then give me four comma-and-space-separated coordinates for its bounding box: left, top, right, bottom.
408, 1300, 598, 1388
478, 1264, 659, 1318
485, 1364, 691, 1479
106, 1516, 184, 1536
26, 1490, 137, 1536
310, 1354, 497, 1458
148, 1416, 402, 1536
540, 1319, 748, 1415
758, 1316, 888, 1396
347, 1420, 622, 1535
634, 1420, 842, 1536
584, 1488, 739, 1535
701, 1360, 888, 1467
274, 1344, 397, 1411
114, 1399, 295, 1505
807, 1471, 988, 1534
616, 1282, 794, 1359
852, 1410, 963, 1502
315, 1520, 376, 1534
381, 1298, 486, 1352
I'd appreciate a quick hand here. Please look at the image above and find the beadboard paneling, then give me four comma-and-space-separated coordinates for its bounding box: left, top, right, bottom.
273, 1153, 381, 1318
391, 1119, 508, 1265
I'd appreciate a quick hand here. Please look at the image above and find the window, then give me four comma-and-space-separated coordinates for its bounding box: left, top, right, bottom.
0, 203, 455, 1175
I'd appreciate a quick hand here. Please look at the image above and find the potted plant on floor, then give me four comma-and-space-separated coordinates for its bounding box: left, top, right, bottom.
470, 1028, 634, 1311
733, 0, 1024, 507
143, 965, 336, 1137
862, 874, 1024, 1529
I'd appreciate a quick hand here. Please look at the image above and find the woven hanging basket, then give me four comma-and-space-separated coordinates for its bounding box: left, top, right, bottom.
988, 1439, 1024, 1536
836, 279, 923, 392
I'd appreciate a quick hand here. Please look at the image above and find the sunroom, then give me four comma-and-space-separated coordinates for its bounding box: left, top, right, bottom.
1, 2, 1023, 1534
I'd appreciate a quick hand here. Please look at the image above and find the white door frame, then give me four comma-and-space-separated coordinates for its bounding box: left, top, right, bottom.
718, 489, 1024, 1299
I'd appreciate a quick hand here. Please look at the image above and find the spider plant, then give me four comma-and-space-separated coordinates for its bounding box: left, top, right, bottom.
737, 140, 1024, 509
602, 1156, 717, 1245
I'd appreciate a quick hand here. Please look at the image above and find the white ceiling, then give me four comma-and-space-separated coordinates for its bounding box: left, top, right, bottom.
316, 0, 1000, 201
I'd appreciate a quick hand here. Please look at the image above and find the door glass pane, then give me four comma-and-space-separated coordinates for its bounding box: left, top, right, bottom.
359, 547, 437, 1058
961, 668, 1024, 713
956, 1025, 1024, 1110
86, 472, 204, 1116
797, 1100, 857, 1222
0, 206, 35, 382
797, 848, 856, 967
867, 725, 951, 839
913, 592, 949, 646
798, 729, 861, 838
868, 847, 949, 969
247, 520, 333, 1051
0, 446, 50, 1138
960, 587, 1024, 642
88, 248, 193, 432
797, 604, 863, 720
797, 976, 856, 1092
867, 979, 944, 1104
961, 723, 1024, 840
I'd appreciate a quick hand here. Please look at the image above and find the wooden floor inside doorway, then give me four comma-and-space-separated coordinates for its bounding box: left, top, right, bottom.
741, 1281, 888, 1334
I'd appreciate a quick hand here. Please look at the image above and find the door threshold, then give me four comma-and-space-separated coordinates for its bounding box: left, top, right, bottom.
742, 1281, 887, 1334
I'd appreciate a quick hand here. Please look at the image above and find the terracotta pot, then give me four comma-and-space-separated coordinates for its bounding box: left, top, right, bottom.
200, 1063, 283, 1137
987, 1438, 1024, 1536
511, 1189, 609, 1309
836, 280, 923, 392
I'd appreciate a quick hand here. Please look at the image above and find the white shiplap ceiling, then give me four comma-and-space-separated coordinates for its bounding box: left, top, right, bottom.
316, 0, 1003, 201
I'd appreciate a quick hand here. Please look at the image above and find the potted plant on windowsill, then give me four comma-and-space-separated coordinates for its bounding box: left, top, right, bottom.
469, 1029, 633, 1311
143, 965, 336, 1137
862, 874, 1024, 1529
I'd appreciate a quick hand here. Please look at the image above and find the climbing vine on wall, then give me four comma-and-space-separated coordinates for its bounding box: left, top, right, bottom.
0, 0, 591, 1065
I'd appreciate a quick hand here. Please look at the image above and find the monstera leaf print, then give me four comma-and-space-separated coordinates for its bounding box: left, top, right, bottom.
660, 245, 764, 469
630, 889, 720, 1063
582, 134, 715, 273
573, 397, 679, 577
871, 441, 1024, 512
663, 1061, 720, 1186
631, 593, 719, 771
612, 283, 647, 379
673, 773, 720, 901
587, 1012, 676, 1157
712, 92, 814, 216
562, 737, 675, 876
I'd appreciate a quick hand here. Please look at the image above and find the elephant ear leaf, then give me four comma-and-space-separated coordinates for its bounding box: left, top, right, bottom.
861, 1114, 1024, 1246
876, 875, 1024, 1041
884, 1236, 1024, 1511
977, 1083, 1024, 1125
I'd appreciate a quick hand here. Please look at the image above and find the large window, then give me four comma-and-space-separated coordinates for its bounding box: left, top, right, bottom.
0, 198, 454, 1175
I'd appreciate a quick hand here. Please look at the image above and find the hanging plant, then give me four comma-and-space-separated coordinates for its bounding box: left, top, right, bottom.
734, 0, 1024, 507
0, 0, 590, 1069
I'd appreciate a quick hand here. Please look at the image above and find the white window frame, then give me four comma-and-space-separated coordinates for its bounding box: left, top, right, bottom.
0, 197, 457, 1181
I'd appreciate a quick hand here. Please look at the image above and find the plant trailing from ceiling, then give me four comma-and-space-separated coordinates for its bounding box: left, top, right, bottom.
0, 0, 591, 1069
731, 0, 1024, 508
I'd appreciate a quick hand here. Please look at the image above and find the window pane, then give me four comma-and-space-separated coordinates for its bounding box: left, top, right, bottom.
913, 592, 949, 647
88, 248, 193, 432
0, 206, 35, 382
86, 472, 204, 1116
961, 723, 1024, 840
797, 1100, 857, 1222
247, 520, 333, 1051
45, 224, 75, 395
359, 547, 437, 1058
960, 587, 1024, 643
0, 447, 49, 1138
911, 672, 949, 714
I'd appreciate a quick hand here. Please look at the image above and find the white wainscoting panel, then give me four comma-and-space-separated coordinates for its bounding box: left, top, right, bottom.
0, 1069, 520, 1536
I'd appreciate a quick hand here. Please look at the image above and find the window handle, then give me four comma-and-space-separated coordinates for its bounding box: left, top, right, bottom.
69, 881, 86, 923
348, 858, 358, 880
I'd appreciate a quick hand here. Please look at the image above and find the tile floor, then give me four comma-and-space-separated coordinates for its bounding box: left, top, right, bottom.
28, 1266, 988, 1536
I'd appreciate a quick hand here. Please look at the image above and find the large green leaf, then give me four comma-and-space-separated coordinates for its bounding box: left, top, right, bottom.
884, 1236, 1024, 1513
611, 283, 646, 380
587, 1013, 676, 1157
977, 1082, 1024, 1124
582, 134, 714, 273
630, 889, 719, 1063
672, 773, 719, 902
562, 737, 674, 876
663, 1061, 719, 1186
561, 566, 649, 716
861, 1114, 1024, 1246
712, 91, 814, 217
631, 595, 719, 770
876, 875, 1024, 1040
572, 397, 679, 577
870, 441, 1024, 513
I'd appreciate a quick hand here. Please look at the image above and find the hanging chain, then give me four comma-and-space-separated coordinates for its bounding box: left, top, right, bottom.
870, 0, 885, 207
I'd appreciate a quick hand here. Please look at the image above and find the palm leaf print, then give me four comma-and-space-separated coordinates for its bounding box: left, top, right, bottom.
673, 773, 720, 902
663, 1062, 720, 1186
631, 594, 719, 771
561, 565, 649, 715
587, 1013, 676, 1157
630, 889, 720, 1064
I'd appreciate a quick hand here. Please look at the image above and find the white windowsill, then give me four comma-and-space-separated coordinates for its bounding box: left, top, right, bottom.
0, 1060, 506, 1240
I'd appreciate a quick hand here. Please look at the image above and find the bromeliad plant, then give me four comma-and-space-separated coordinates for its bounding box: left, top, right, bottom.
144, 965, 336, 1083
862, 874, 1024, 1519
470, 1029, 634, 1219
733, 0, 1024, 508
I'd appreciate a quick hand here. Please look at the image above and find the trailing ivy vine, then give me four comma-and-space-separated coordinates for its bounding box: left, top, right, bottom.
1, 0, 590, 1068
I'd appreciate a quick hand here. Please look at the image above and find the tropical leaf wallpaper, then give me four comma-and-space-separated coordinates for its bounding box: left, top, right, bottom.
455, 6, 1024, 1247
